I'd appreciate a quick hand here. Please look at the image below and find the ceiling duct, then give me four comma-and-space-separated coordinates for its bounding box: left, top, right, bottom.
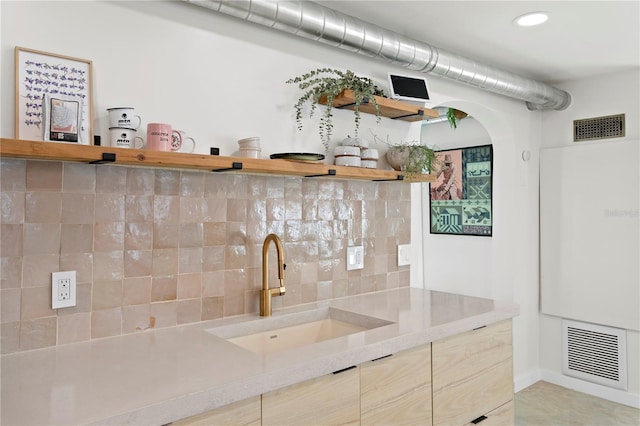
183, 0, 571, 111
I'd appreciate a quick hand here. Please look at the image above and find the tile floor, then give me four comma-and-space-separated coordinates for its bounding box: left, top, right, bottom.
515, 381, 640, 425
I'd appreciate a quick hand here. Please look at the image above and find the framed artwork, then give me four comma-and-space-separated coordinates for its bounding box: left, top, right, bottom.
429, 144, 493, 236
15, 47, 93, 144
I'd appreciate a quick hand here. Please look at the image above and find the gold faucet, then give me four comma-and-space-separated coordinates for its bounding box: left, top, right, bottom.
260, 234, 286, 316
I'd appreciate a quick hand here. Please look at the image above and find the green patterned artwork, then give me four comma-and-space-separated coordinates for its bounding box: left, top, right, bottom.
429, 145, 493, 236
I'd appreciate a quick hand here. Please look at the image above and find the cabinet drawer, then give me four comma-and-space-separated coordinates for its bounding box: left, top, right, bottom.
172, 395, 261, 426
432, 320, 513, 426
464, 400, 514, 426
361, 345, 432, 425
262, 366, 360, 426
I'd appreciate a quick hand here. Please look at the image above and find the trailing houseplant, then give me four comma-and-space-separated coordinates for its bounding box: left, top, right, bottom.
373, 133, 439, 177
286, 68, 386, 152
446, 107, 468, 129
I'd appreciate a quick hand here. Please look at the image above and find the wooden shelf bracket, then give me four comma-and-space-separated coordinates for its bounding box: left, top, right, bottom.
89, 152, 117, 164
212, 162, 243, 172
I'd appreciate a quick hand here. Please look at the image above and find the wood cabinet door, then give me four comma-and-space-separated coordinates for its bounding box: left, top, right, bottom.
172, 395, 261, 426
262, 366, 360, 426
432, 320, 513, 426
361, 345, 432, 426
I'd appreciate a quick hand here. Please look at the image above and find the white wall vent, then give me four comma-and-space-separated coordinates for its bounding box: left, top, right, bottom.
562, 319, 627, 390
573, 113, 625, 141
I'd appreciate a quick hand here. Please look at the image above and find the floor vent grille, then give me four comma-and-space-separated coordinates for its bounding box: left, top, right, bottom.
573, 113, 625, 142
562, 319, 627, 390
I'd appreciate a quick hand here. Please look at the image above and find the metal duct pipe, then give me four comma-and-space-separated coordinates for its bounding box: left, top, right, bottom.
184, 0, 571, 111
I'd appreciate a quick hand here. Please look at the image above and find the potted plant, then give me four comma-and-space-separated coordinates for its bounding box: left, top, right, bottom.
286, 68, 386, 152
373, 133, 439, 177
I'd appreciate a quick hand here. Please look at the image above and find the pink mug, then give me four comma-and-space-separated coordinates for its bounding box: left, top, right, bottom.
146, 123, 172, 151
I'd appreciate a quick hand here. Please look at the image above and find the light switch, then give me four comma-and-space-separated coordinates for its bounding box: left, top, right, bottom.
398, 244, 411, 266
347, 246, 364, 270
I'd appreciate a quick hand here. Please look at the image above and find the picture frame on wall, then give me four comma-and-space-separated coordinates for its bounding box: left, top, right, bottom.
429, 144, 493, 236
15, 46, 94, 144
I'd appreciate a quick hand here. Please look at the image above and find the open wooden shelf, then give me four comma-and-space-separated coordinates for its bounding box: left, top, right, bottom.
318, 89, 439, 122
0, 139, 435, 183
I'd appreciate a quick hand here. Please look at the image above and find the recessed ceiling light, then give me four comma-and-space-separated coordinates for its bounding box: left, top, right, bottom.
514, 12, 549, 27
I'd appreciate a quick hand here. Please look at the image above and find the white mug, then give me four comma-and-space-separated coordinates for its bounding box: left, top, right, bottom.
171, 130, 196, 153
109, 127, 144, 149
107, 107, 142, 130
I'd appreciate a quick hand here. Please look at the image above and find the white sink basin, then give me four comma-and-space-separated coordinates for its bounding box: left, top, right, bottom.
206, 307, 393, 355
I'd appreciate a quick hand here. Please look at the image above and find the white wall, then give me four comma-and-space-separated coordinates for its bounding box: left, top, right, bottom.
538, 68, 640, 407
2, 0, 544, 399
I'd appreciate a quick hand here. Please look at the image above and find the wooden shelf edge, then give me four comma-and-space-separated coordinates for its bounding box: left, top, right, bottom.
0, 139, 435, 182
318, 89, 439, 122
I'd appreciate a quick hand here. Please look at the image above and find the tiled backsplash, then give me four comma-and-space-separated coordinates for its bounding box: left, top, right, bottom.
0, 159, 411, 354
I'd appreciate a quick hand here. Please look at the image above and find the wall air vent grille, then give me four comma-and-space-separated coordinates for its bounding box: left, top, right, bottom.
562, 319, 627, 390
573, 114, 625, 142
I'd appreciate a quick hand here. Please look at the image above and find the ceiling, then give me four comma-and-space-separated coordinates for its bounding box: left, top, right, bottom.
314, 1, 639, 84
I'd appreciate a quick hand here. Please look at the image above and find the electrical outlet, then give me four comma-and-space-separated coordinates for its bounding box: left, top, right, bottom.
398, 244, 411, 266
346, 246, 364, 270
52, 271, 76, 309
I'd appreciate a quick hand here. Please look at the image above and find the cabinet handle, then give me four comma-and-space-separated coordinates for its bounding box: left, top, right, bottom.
332, 365, 356, 375
371, 354, 393, 362
471, 415, 488, 424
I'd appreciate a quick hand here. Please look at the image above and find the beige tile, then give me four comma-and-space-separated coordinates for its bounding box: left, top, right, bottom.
123, 277, 152, 306
95, 193, 125, 222
317, 281, 332, 301
180, 197, 204, 223
125, 195, 154, 222
247, 199, 266, 222
180, 171, 205, 197
1, 288, 21, 323
149, 301, 177, 328
177, 273, 202, 299
177, 299, 201, 324
204, 174, 230, 198
154, 195, 180, 224
203, 246, 225, 272
226, 222, 247, 245
201, 296, 223, 320
125, 222, 153, 250
93, 251, 124, 281
203, 198, 227, 222
266, 198, 285, 221
244, 289, 260, 313
180, 223, 203, 248
57, 312, 91, 344
62, 163, 96, 193
25, 191, 61, 223
265, 176, 285, 198
93, 222, 124, 252
20, 316, 57, 350
26, 161, 62, 191
202, 271, 225, 297
22, 254, 59, 287
347, 277, 362, 296
283, 177, 300, 198
151, 275, 177, 302
1, 257, 22, 289
122, 304, 152, 333
225, 245, 248, 270
224, 269, 247, 297
21, 286, 55, 320
374, 274, 388, 292
61, 224, 94, 253
96, 165, 127, 194
153, 223, 180, 249
23, 223, 61, 255
1, 224, 23, 257
152, 248, 179, 276
57, 283, 92, 315
227, 198, 247, 222
1, 159, 26, 191
223, 293, 244, 317
281, 284, 302, 308
61, 193, 95, 224
155, 170, 180, 195
1, 322, 20, 354
124, 250, 152, 278
300, 282, 317, 304
179, 247, 202, 274
126, 168, 155, 195
59, 253, 93, 283
285, 199, 302, 221
92, 280, 122, 310
398, 269, 410, 287
91, 308, 122, 339
248, 176, 267, 198
0, 196, 21, 230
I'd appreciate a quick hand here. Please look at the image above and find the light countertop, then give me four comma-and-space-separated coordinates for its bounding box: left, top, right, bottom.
1, 288, 519, 425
